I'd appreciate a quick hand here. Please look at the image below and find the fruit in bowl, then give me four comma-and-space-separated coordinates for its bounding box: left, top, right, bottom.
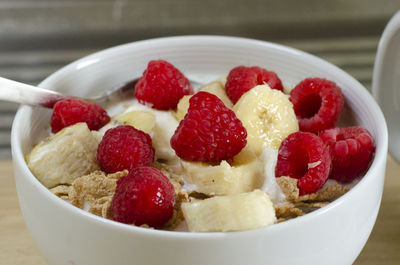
11, 36, 387, 265
25, 58, 376, 233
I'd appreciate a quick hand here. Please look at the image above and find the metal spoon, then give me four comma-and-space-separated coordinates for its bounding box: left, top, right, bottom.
0, 77, 202, 108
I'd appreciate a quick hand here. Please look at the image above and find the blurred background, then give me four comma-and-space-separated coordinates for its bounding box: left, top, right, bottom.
0, 0, 399, 159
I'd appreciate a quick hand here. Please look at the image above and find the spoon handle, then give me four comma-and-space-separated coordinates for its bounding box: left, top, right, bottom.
0, 77, 67, 108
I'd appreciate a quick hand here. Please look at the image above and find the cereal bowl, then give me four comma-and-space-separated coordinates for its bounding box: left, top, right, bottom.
11, 36, 388, 265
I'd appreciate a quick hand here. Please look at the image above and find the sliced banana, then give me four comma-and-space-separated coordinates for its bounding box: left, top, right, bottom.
181, 189, 276, 232
173, 95, 192, 121
115, 110, 156, 134
26, 123, 100, 188
180, 154, 264, 196
232, 145, 258, 165
233, 84, 298, 155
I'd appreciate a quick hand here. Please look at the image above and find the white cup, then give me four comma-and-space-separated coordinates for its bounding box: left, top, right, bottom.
373, 10, 400, 162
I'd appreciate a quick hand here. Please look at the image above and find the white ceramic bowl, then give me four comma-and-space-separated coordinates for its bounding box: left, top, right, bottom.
11, 36, 388, 265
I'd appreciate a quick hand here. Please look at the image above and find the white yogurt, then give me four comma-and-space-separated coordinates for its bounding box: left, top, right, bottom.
260, 148, 287, 205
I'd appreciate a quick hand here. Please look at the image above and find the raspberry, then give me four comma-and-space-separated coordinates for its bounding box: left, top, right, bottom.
225, 66, 284, 104
170, 91, 247, 162
112, 166, 175, 227
320, 126, 375, 183
51, 98, 110, 133
97, 125, 154, 173
275, 132, 332, 195
289, 78, 344, 133
134, 60, 193, 110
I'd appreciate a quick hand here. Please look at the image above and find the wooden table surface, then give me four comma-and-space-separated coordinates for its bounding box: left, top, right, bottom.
0, 157, 399, 264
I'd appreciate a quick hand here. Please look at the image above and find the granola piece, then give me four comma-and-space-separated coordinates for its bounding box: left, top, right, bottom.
101, 197, 113, 219
276, 176, 300, 201
89, 196, 113, 219
274, 203, 304, 220
50, 185, 71, 200
68, 170, 128, 218
294, 201, 331, 214
294, 201, 330, 208
298, 184, 350, 202
276, 176, 350, 203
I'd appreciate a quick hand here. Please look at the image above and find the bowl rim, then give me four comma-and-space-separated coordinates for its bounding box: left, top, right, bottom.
11, 35, 388, 239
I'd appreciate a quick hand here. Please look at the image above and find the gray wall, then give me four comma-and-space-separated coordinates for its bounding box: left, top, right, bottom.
0, 0, 397, 43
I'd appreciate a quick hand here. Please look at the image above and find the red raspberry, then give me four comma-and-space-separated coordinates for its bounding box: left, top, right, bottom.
320, 126, 375, 183
275, 132, 332, 195
112, 166, 175, 227
170, 91, 247, 162
289, 78, 344, 133
134, 60, 193, 110
225, 66, 284, 104
97, 125, 154, 173
51, 98, 110, 133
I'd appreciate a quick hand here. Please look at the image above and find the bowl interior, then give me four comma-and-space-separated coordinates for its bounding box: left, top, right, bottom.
12, 36, 387, 234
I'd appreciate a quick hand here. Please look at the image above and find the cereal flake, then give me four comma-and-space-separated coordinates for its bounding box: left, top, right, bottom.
68, 170, 128, 218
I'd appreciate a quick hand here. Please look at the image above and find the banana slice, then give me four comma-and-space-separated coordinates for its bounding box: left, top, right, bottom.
174, 95, 192, 121
233, 84, 298, 155
173, 79, 232, 122
115, 110, 156, 134
180, 154, 264, 196
26, 123, 100, 188
232, 145, 257, 165
181, 189, 276, 232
